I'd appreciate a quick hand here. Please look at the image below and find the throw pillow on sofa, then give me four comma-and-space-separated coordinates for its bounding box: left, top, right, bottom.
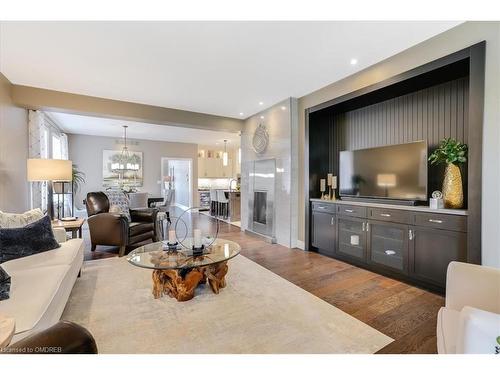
0, 208, 44, 228
0, 265, 10, 301
0, 215, 60, 263
105, 190, 131, 221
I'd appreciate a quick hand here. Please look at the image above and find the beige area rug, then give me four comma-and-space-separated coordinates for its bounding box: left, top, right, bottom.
62, 255, 393, 353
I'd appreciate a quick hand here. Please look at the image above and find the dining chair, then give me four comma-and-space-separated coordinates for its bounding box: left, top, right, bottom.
128, 192, 149, 209
216, 190, 229, 219
209, 189, 218, 216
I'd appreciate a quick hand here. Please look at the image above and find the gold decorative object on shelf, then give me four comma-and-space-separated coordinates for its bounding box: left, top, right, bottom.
327, 174, 337, 201
428, 138, 467, 210
443, 163, 464, 208
320, 178, 327, 200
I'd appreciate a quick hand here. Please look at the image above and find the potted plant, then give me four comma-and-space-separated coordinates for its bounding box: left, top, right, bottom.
428, 138, 467, 208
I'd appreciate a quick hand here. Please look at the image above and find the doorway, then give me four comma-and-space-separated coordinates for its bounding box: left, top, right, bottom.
161, 158, 193, 210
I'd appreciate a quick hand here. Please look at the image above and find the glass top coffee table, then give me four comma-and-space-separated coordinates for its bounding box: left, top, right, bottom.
127, 238, 240, 301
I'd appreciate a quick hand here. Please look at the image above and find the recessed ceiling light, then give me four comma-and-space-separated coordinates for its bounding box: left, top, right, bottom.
260, 115, 264, 120
281, 106, 287, 110
239, 112, 244, 116
350, 58, 358, 65
259, 101, 264, 106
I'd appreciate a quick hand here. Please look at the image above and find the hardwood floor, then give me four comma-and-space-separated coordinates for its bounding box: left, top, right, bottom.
82, 214, 444, 354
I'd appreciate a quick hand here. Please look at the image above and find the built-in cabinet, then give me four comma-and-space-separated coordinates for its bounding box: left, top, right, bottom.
311, 209, 336, 257
368, 221, 408, 273
409, 226, 467, 286
311, 200, 467, 290
337, 216, 366, 261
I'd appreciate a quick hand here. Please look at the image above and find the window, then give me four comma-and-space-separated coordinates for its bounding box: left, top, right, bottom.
52, 134, 63, 159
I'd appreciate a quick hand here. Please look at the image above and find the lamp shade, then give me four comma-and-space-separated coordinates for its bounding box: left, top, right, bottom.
27, 159, 73, 181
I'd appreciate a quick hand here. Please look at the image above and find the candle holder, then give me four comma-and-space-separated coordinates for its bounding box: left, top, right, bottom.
320, 178, 327, 200
174, 206, 220, 252
192, 244, 205, 257
326, 175, 338, 201
166, 241, 179, 251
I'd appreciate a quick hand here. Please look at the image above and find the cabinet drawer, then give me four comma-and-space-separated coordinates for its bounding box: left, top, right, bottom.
312, 202, 336, 214
337, 204, 367, 218
369, 208, 411, 224
414, 212, 467, 232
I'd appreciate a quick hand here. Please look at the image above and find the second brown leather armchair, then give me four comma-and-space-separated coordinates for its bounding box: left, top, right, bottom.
4, 321, 98, 354
85, 192, 158, 257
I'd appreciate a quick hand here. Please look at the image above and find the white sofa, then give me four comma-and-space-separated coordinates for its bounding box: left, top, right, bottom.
0, 228, 84, 343
437, 261, 500, 354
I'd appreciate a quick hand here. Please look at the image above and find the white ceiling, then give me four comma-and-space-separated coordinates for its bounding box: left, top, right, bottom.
48, 111, 240, 147
0, 21, 461, 118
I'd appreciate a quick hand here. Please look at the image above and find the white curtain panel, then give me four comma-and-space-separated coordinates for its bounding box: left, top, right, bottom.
60, 133, 72, 216
28, 110, 48, 211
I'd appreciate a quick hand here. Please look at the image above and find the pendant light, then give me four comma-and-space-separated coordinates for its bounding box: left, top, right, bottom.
222, 140, 228, 167
112, 125, 139, 173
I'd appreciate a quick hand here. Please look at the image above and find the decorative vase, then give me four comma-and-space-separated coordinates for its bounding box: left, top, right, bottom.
442, 163, 463, 208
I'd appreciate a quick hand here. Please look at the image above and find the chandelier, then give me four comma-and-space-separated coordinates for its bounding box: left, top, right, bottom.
111, 125, 140, 173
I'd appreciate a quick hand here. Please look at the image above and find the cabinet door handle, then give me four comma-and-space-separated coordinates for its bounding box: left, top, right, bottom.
362, 222, 365, 231
428, 219, 443, 224
366, 222, 370, 232
317, 206, 326, 210
331, 217, 334, 226
345, 209, 354, 213
385, 250, 396, 256
409, 229, 414, 240
380, 213, 391, 217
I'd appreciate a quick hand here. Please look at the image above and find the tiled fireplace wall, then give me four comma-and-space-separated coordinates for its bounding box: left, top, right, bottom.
241, 98, 299, 248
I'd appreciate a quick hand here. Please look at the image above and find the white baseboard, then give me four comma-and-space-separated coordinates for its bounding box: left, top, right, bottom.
295, 240, 305, 250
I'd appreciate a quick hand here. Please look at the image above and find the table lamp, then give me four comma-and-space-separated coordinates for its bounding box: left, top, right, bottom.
27, 159, 73, 219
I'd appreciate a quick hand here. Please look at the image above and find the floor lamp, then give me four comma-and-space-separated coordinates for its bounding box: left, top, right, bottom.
27, 159, 73, 220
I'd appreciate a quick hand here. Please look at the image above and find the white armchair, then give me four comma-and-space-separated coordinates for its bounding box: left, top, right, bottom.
437, 261, 500, 354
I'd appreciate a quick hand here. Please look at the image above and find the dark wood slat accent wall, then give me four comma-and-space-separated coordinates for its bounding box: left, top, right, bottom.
326, 77, 469, 202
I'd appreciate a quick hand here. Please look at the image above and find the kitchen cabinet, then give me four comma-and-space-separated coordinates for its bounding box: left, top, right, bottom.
198, 158, 235, 178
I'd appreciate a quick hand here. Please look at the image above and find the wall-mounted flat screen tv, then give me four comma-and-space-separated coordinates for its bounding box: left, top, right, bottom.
339, 141, 427, 202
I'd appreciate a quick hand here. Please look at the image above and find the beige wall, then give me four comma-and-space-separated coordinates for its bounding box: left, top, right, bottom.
12, 85, 243, 133
68, 134, 199, 210
0, 73, 29, 213
297, 22, 500, 267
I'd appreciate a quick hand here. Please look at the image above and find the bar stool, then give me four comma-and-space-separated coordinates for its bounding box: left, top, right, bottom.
216, 190, 229, 219
209, 189, 218, 216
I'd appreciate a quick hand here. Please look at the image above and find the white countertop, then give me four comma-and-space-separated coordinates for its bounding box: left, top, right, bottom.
310, 198, 468, 216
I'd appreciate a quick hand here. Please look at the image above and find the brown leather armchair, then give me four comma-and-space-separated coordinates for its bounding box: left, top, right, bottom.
3, 321, 98, 354
85, 192, 158, 257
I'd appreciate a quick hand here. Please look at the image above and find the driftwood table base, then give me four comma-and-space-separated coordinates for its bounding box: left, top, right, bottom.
152, 261, 228, 301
